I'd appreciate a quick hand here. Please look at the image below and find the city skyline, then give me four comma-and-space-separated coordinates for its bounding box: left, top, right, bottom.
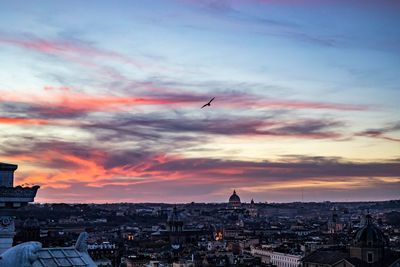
0, 0, 399, 203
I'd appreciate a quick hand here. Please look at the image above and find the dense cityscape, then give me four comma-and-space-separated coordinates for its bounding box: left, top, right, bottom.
16, 195, 400, 267
2, 162, 400, 267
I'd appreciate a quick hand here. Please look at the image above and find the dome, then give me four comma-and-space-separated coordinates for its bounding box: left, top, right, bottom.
229, 190, 241, 207
353, 214, 386, 247
23, 217, 40, 229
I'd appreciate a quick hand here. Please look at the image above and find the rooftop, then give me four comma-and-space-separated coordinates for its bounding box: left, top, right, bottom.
302, 248, 348, 264
0, 185, 40, 202
32, 247, 95, 267
0, 162, 18, 171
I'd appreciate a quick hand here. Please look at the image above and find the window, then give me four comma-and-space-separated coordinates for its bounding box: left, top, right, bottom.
367, 252, 374, 263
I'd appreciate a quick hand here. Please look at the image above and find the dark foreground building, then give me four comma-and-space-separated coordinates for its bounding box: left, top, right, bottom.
302, 214, 400, 267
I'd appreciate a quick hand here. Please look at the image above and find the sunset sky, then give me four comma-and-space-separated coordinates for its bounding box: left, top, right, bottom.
0, 0, 399, 203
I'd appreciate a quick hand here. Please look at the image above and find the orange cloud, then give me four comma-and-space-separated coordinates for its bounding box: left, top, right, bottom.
6, 146, 399, 203
0, 117, 50, 125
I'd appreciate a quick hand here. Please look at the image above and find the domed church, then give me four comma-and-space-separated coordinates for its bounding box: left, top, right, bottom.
303, 214, 399, 267
228, 190, 241, 208
349, 214, 387, 263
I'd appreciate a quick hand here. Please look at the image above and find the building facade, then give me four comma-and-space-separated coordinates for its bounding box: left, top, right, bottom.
251, 246, 302, 267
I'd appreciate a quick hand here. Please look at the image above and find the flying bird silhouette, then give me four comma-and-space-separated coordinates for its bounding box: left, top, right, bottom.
201, 97, 215, 109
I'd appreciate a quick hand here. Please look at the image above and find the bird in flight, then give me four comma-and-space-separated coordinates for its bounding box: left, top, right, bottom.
201, 97, 215, 109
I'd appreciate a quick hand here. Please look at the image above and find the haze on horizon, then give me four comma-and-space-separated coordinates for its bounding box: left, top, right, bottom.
0, 0, 399, 203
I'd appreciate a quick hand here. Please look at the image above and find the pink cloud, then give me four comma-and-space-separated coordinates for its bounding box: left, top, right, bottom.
6, 144, 398, 203
0, 34, 144, 68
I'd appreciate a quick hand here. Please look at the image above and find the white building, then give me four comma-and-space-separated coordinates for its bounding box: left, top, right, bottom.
251, 246, 302, 267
